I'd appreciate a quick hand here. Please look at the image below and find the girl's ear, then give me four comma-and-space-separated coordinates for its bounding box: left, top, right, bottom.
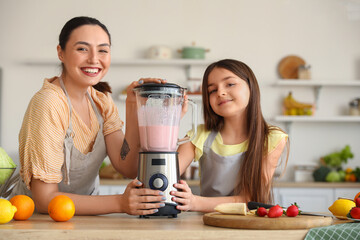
57, 45, 64, 62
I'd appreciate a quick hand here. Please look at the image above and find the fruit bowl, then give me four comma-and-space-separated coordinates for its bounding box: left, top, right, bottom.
0, 167, 16, 185
0, 168, 16, 197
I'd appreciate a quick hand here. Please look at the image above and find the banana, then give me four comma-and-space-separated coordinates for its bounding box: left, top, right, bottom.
283, 92, 314, 115
214, 203, 247, 215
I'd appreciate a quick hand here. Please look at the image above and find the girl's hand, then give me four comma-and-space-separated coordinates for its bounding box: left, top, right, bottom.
170, 180, 195, 212
126, 78, 167, 103
121, 179, 166, 215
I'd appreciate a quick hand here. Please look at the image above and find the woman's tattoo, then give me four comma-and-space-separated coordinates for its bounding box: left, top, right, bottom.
121, 139, 130, 160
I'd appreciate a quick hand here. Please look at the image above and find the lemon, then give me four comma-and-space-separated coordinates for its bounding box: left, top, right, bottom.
328, 199, 355, 219
0, 199, 17, 224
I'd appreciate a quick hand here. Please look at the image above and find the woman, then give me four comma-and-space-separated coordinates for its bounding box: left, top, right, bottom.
9, 16, 165, 216
171, 59, 289, 212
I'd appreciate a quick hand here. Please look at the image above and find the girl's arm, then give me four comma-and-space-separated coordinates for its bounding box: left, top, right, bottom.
177, 140, 196, 175
171, 180, 246, 213
105, 78, 166, 178
31, 178, 165, 215
263, 136, 288, 183
172, 137, 288, 213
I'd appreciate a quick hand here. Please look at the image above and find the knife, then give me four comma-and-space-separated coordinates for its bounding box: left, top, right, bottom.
247, 201, 334, 218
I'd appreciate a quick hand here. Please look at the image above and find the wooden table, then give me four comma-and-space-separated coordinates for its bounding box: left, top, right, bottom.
0, 212, 317, 240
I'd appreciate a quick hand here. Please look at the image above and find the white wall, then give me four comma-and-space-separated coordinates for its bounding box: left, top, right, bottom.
0, 0, 359, 181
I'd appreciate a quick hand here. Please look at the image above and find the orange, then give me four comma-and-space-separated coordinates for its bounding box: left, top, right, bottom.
48, 195, 75, 222
9, 195, 35, 221
355, 192, 360, 202
345, 174, 357, 182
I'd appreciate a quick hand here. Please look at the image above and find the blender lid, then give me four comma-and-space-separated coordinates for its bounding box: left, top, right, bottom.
133, 83, 185, 97
134, 83, 184, 90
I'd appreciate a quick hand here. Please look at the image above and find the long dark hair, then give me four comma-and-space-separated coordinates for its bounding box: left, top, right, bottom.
58, 16, 112, 93
202, 59, 287, 204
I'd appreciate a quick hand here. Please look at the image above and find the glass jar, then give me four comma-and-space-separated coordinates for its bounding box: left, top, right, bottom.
298, 65, 311, 80
349, 99, 360, 116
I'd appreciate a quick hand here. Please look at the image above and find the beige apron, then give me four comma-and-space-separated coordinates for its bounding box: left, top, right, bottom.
199, 131, 245, 197
6, 78, 107, 198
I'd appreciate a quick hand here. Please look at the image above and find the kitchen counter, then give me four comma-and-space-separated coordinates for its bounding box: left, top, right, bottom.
100, 178, 360, 188
0, 212, 329, 240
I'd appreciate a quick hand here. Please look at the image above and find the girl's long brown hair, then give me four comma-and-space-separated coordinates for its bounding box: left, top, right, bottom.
202, 59, 287, 204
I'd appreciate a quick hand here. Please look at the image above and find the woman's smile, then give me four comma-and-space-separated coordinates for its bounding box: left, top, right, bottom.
81, 67, 102, 77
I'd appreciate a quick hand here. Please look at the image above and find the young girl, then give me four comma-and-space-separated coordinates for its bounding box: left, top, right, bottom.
171, 59, 288, 213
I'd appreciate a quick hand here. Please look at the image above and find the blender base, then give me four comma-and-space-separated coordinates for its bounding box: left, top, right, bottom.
139, 203, 181, 218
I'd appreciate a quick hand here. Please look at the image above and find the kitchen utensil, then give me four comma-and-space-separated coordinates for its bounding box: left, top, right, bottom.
178, 42, 210, 59
203, 212, 333, 230
133, 83, 197, 217
278, 55, 306, 79
146, 45, 172, 60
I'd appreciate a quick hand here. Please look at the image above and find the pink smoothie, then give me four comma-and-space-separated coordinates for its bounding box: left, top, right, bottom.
139, 125, 179, 152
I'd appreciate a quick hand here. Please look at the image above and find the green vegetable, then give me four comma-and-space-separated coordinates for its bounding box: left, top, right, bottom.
354, 167, 360, 182
322, 145, 354, 168
100, 161, 107, 170
0, 147, 16, 184
325, 171, 341, 182
313, 166, 331, 182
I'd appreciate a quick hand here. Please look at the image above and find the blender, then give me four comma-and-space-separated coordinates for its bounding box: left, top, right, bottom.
133, 83, 197, 218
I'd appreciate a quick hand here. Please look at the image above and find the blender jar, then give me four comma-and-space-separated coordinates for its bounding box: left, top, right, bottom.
133, 83, 197, 152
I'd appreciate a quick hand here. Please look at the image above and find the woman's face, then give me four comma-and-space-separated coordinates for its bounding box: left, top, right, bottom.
207, 67, 250, 118
57, 24, 111, 88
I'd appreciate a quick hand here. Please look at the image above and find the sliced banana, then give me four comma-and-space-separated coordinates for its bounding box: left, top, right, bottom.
214, 203, 247, 215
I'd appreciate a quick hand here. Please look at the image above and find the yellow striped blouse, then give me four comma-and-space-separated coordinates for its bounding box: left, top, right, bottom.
19, 77, 123, 189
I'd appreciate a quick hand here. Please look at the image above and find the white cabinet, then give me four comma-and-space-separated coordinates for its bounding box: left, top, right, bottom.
274, 187, 334, 212
334, 188, 358, 200
273, 186, 359, 213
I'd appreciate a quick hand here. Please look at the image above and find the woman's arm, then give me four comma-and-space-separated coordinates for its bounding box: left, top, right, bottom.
31, 178, 165, 215
105, 78, 166, 178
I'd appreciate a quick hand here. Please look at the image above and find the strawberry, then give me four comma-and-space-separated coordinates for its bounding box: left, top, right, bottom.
286, 203, 300, 217
256, 207, 267, 217
268, 205, 283, 218
355, 198, 360, 208
347, 207, 360, 219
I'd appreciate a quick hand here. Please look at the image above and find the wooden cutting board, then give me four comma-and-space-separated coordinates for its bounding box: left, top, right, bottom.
278, 55, 305, 79
203, 212, 333, 230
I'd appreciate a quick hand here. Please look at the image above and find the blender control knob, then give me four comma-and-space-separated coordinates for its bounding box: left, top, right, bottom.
153, 178, 163, 189
149, 173, 168, 191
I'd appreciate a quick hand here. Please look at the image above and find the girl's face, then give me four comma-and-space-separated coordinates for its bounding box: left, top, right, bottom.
207, 67, 250, 118
57, 24, 111, 88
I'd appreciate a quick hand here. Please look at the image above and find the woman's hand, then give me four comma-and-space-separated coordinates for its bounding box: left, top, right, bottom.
181, 94, 189, 119
126, 78, 167, 104
170, 180, 195, 212
120, 179, 166, 215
